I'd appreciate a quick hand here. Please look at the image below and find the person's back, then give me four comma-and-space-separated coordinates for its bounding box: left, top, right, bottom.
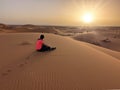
36, 39, 43, 51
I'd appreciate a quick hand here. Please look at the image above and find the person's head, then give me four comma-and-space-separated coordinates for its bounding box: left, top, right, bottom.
40, 34, 44, 40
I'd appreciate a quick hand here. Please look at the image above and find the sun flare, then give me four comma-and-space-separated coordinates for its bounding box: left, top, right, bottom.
82, 12, 94, 23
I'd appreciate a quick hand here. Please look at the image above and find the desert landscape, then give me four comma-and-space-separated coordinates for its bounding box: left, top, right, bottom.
0, 0, 120, 89
0, 23, 120, 89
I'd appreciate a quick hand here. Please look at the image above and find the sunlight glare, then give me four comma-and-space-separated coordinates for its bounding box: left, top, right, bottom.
82, 12, 94, 23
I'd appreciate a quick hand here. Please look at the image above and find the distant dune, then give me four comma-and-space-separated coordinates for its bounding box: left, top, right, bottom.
0, 23, 8, 28
0, 33, 120, 89
0, 23, 58, 33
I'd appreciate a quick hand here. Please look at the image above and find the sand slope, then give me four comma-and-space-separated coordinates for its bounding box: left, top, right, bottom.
0, 33, 120, 90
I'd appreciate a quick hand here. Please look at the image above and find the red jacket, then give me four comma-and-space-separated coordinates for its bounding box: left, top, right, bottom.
36, 39, 43, 50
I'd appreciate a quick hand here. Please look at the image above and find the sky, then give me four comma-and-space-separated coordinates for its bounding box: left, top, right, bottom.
0, 0, 120, 26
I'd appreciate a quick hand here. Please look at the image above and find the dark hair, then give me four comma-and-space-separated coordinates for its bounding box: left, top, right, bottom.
40, 34, 44, 39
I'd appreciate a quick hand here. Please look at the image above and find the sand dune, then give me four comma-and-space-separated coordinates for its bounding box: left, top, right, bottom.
73, 30, 120, 52
0, 33, 120, 89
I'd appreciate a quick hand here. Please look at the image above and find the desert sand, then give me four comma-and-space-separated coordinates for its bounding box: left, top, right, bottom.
0, 33, 120, 90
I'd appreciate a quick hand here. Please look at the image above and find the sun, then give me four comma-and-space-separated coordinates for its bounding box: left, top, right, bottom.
82, 12, 94, 23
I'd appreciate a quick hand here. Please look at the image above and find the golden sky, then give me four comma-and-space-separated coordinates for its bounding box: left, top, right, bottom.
0, 0, 120, 26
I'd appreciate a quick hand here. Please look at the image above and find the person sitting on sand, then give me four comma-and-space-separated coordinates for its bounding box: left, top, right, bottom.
36, 34, 56, 52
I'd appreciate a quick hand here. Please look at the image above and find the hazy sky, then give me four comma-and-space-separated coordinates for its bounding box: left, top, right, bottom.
0, 0, 120, 26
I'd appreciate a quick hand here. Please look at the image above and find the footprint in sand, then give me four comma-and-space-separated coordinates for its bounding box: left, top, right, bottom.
1, 69, 12, 76
24, 61, 28, 64
19, 64, 24, 67
25, 56, 30, 60
7, 69, 12, 72
1, 72, 8, 76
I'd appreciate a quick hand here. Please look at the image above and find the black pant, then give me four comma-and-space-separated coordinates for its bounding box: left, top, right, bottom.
37, 44, 51, 52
